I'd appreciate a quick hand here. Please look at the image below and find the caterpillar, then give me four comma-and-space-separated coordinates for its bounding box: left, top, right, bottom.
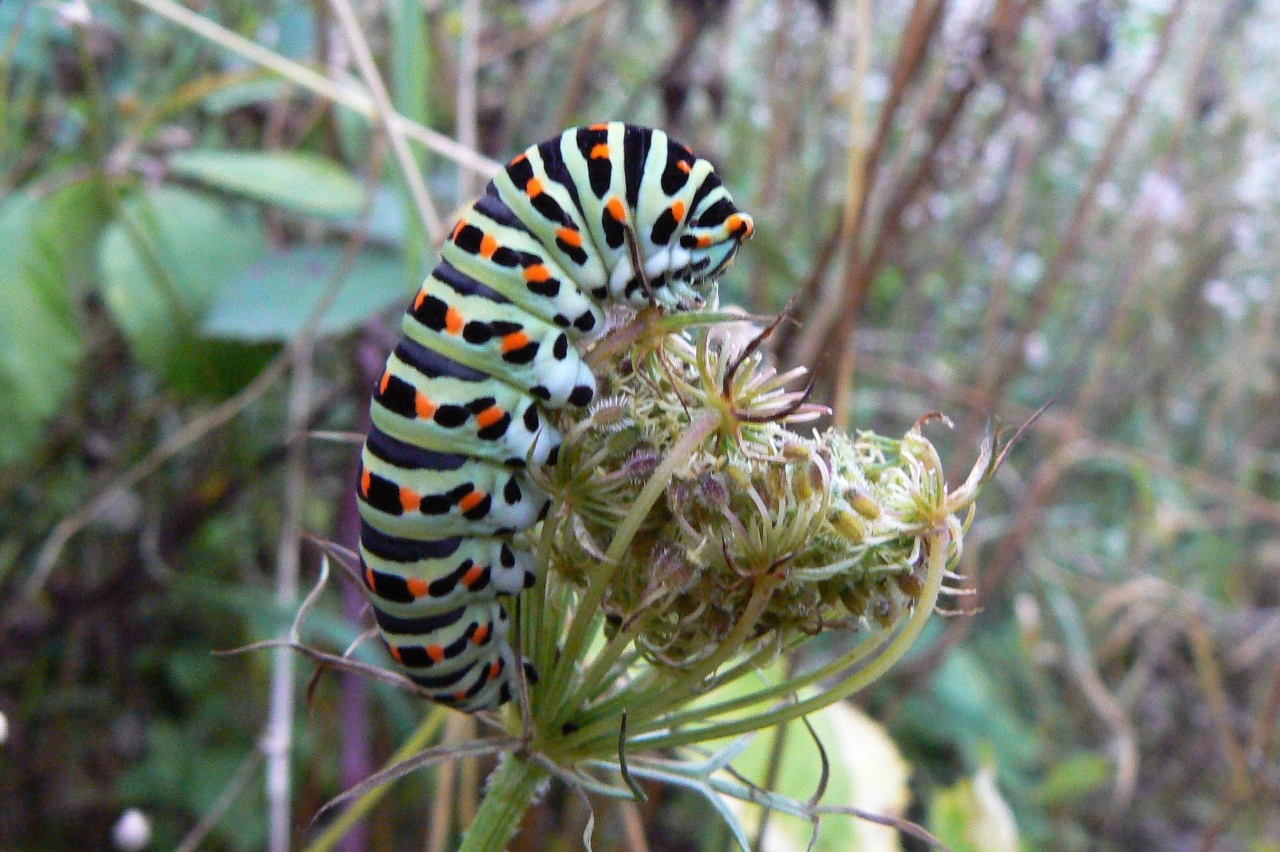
356, 123, 754, 711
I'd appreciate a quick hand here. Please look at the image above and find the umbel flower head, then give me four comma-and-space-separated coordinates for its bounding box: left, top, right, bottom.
305, 306, 1008, 852
517, 306, 1000, 758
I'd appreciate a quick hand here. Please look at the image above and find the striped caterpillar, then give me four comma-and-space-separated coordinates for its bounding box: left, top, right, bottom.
356, 123, 753, 711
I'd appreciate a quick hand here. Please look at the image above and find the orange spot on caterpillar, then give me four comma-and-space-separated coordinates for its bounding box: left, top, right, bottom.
458, 490, 486, 513
670, 200, 686, 222
413, 289, 427, 311
525, 177, 544, 197
400, 487, 421, 513
475, 406, 504, 428
590, 143, 610, 160
676, 160, 691, 174
444, 306, 464, 335
511, 152, 527, 165
415, 392, 436, 419
365, 567, 376, 589
696, 235, 713, 249
379, 372, 391, 394
406, 578, 428, 598
523, 264, 551, 283
587, 122, 609, 131
390, 645, 403, 663
727, 213, 752, 238
452, 220, 466, 241
606, 197, 627, 223
488, 660, 502, 678
500, 331, 531, 353
479, 234, 499, 259
462, 564, 486, 588
453, 689, 468, 701
427, 645, 445, 663
556, 227, 582, 247
472, 622, 490, 644
360, 469, 371, 496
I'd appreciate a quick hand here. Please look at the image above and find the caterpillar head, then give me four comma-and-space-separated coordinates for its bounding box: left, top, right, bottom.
641, 205, 755, 311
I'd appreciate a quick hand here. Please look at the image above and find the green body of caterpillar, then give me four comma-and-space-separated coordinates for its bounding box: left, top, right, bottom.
357, 123, 753, 711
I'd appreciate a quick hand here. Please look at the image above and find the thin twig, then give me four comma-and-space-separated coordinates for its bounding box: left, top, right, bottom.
127, 0, 500, 182
456, 0, 481, 202
983, 0, 1190, 405
328, 0, 445, 242
264, 331, 314, 852
425, 712, 468, 852
828, 0, 873, 425
304, 713, 447, 852
480, 0, 612, 66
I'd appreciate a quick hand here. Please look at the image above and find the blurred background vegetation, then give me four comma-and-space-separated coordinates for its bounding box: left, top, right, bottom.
2, 0, 1278, 848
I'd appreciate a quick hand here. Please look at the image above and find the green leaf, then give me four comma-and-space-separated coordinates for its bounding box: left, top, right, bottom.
201, 245, 411, 341
699, 664, 913, 851
726, 701, 912, 852
98, 185, 273, 394
928, 767, 1020, 852
200, 77, 291, 115
168, 149, 366, 219
1035, 751, 1111, 808
0, 180, 109, 467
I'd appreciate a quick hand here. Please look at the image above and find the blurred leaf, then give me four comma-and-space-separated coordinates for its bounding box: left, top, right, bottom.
928, 766, 1020, 852
895, 640, 1041, 775
331, 184, 408, 248
1036, 752, 1112, 808
201, 245, 410, 341
98, 185, 273, 394
200, 77, 291, 114
869, 266, 906, 314
0, 4, 64, 76
701, 665, 912, 851
168, 149, 366, 219
730, 702, 913, 852
0, 180, 109, 467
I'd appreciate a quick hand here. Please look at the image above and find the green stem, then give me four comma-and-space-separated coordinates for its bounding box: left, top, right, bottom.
542, 411, 722, 730
632, 525, 950, 751
456, 754, 550, 852
304, 711, 446, 852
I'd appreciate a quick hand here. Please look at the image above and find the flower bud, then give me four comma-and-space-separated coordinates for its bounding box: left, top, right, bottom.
839, 587, 869, 618
895, 570, 926, 600
830, 507, 866, 543
696, 472, 729, 509
847, 488, 881, 520
589, 396, 630, 429
872, 596, 899, 629
623, 449, 660, 481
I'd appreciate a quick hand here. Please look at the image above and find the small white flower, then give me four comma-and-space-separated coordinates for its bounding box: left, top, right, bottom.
52, 0, 93, 27
1202, 279, 1247, 321
112, 808, 152, 851
1023, 331, 1050, 370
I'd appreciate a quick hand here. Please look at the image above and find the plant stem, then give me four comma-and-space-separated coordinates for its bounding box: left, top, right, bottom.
456, 754, 550, 852
631, 525, 950, 751
304, 711, 446, 852
543, 411, 722, 730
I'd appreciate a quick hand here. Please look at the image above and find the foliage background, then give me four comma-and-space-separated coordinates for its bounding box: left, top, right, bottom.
1, 0, 1277, 848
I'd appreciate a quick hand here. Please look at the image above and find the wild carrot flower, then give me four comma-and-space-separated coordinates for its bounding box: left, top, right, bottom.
311, 307, 1003, 851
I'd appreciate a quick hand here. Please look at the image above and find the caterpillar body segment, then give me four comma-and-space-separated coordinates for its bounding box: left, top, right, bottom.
357, 123, 752, 711
402, 274, 598, 409
371, 339, 561, 469
359, 427, 549, 539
